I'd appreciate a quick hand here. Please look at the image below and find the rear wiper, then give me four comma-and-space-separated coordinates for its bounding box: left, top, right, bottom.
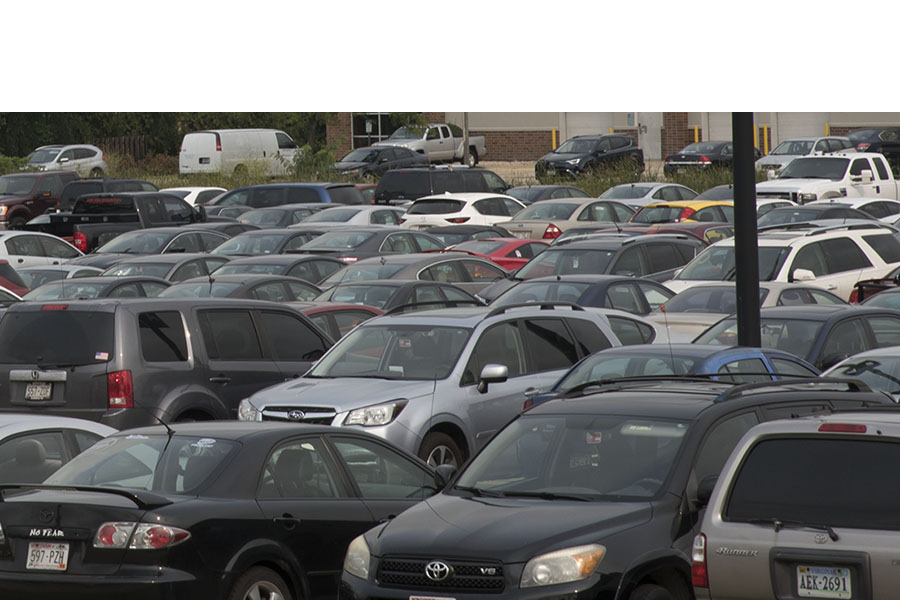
746, 518, 839, 541
500, 490, 593, 501
454, 485, 503, 497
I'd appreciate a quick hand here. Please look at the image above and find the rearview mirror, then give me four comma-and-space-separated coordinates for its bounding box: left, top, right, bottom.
477, 364, 508, 394
791, 268, 816, 282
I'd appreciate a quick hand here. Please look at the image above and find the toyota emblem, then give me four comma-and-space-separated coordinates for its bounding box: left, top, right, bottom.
424, 561, 452, 582
287, 410, 306, 421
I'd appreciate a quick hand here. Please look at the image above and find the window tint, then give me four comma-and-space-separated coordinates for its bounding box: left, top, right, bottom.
850, 158, 872, 175
0, 432, 67, 484
332, 437, 435, 499
39, 237, 80, 259
823, 319, 869, 362
199, 233, 227, 251
864, 234, 900, 263
769, 357, 818, 377
807, 289, 844, 305
611, 246, 647, 276
869, 316, 900, 347
874, 157, 891, 180
311, 260, 343, 281
422, 262, 463, 283
162, 197, 193, 222
483, 172, 506, 193
166, 233, 202, 254
566, 317, 613, 355
139, 311, 188, 362
275, 132, 296, 149
35, 175, 62, 196
608, 316, 655, 345
332, 310, 377, 337
637, 282, 673, 310
411, 233, 445, 251
286, 187, 320, 203
463, 321, 526, 383
461, 260, 505, 281
6, 235, 45, 257
605, 283, 643, 314
251, 282, 289, 302
694, 412, 760, 482
717, 358, 771, 383
441, 285, 475, 302
199, 310, 263, 360
791, 241, 829, 276
822, 237, 872, 272
74, 431, 102, 453
328, 186, 364, 205
141, 282, 169, 297
644, 243, 685, 274
260, 311, 328, 361
286, 261, 317, 282
523, 319, 578, 373
259, 439, 339, 498
414, 285, 443, 303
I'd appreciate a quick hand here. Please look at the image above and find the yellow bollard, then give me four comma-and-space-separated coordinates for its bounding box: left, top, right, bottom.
609, 127, 614, 134
552, 129, 557, 150
825, 123, 830, 135
694, 126, 699, 143
763, 126, 769, 155
754, 125, 759, 149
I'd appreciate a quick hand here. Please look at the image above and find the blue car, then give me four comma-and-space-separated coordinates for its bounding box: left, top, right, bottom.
526, 343, 819, 407
204, 182, 365, 208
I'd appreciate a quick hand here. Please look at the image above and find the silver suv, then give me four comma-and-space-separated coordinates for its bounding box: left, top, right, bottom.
238, 303, 621, 466
27, 144, 107, 176
694, 408, 900, 600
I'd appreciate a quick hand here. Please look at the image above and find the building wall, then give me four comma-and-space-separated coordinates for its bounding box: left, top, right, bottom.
326, 113, 353, 158
470, 130, 553, 161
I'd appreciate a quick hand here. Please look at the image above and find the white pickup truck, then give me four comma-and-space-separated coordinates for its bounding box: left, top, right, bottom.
374, 123, 487, 167
756, 152, 900, 204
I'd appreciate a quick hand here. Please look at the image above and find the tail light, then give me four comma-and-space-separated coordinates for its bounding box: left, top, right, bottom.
107, 370, 133, 408
445, 217, 470, 224
543, 224, 562, 239
677, 207, 697, 222
849, 288, 859, 303
691, 533, 708, 587
857, 143, 870, 152
73, 231, 88, 253
818, 423, 867, 433
41, 304, 69, 311
101, 153, 105, 162
94, 522, 190, 549
215, 139, 222, 152
337, 256, 359, 263
698, 155, 711, 164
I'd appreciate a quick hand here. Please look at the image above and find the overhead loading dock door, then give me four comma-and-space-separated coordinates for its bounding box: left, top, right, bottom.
564, 113, 614, 138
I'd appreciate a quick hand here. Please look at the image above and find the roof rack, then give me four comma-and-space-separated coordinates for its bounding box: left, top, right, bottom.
621, 233, 691, 244
486, 301, 584, 318
758, 220, 899, 235
385, 299, 485, 315
553, 232, 637, 246
713, 377, 874, 403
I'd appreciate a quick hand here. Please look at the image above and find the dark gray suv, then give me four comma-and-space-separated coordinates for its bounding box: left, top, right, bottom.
0, 298, 333, 429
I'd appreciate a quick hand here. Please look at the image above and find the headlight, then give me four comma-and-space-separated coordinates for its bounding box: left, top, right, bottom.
344, 400, 407, 426
237, 399, 261, 421
520, 544, 606, 588
343, 534, 371, 580
0, 206, 7, 216
565, 158, 582, 165
799, 193, 817, 203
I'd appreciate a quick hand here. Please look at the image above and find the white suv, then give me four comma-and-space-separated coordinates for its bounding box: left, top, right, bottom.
399, 192, 525, 230
665, 221, 900, 301
26, 144, 107, 176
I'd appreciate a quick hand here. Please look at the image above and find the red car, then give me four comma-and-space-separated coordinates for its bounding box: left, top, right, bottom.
446, 237, 550, 271
289, 301, 383, 339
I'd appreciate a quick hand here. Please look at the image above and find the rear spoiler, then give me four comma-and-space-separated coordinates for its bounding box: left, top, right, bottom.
0, 484, 173, 510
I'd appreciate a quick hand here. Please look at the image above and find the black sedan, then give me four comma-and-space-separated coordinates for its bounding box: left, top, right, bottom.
158, 274, 321, 301
757, 204, 874, 228
297, 227, 446, 263
423, 224, 511, 246
23, 276, 171, 300
332, 146, 428, 179
100, 253, 232, 282
847, 127, 900, 152
239, 204, 332, 229
212, 228, 327, 257
0, 422, 442, 600
315, 279, 482, 311
664, 141, 761, 176
66, 227, 233, 270
505, 185, 591, 205
211, 254, 346, 284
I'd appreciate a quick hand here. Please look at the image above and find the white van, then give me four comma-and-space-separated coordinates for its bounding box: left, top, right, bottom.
178, 129, 300, 176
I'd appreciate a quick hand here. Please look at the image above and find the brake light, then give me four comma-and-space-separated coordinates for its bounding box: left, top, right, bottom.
215, 139, 222, 152
691, 534, 708, 587
107, 370, 133, 408
337, 256, 359, 263
73, 231, 88, 253
94, 522, 190, 549
445, 217, 470, 224
677, 207, 697, 222
95, 522, 134, 548
41, 304, 69, 311
698, 155, 711, 164
857, 143, 871, 152
849, 288, 859, 303
818, 423, 867, 433
543, 224, 562, 239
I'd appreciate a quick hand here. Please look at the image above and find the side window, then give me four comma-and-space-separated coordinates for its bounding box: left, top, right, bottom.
286, 261, 317, 282
645, 243, 685, 273
661, 186, 682, 201
198, 310, 264, 360
35, 175, 62, 196
422, 262, 463, 283
426, 128, 440, 140
502, 198, 523, 216
166, 233, 202, 254
677, 187, 698, 200
823, 319, 869, 362
611, 246, 648, 276
259, 439, 339, 499
39, 237, 80, 259
199, 233, 227, 251
605, 283, 643, 314
807, 289, 845, 305
596, 138, 612, 152
197, 190, 224, 204
107, 283, 143, 298
463, 321, 526, 384
813, 140, 829, 152
73, 431, 102, 453
483, 172, 507, 193
171, 263, 204, 282
284, 234, 311, 252
863, 234, 900, 263
637, 282, 673, 311
589, 203, 615, 221
251, 282, 289, 303
411, 233, 445, 252
414, 285, 443, 303
692, 207, 720, 222
722, 143, 733, 155
608, 316, 655, 345
259, 311, 328, 361
522, 318, 578, 373
311, 260, 343, 281
694, 412, 760, 482
141, 282, 169, 297
162, 197, 193, 222
717, 358, 771, 384
286, 187, 320, 204
612, 203, 635, 221
0, 432, 67, 484
776, 288, 811, 306
331, 437, 436, 500
566, 317, 613, 355
868, 316, 900, 347
461, 260, 505, 281
332, 311, 376, 337
791, 242, 829, 276
769, 357, 818, 377
441, 285, 475, 302
275, 132, 296, 149
138, 311, 188, 362
217, 190, 250, 206
821, 238, 872, 273
850, 158, 872, 176
874, 157, 891, 180
6, 235, 44, 256
58, 149, 75, 162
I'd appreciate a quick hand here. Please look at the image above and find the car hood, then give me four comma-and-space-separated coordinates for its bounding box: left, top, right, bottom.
373, 492, 652, 562
756, 178, 835, 191
0, 193, 28, 203
539, 153, 584, 164
248, 377, 437, 410
334, 161, 368, 171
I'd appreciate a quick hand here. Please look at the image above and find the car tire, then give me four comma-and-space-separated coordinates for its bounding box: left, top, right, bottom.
419, 432, 463, 468
629, 584, 676, 600
8, 216, 26, 230
464, 149, 478, 168
228, 566, 292, 600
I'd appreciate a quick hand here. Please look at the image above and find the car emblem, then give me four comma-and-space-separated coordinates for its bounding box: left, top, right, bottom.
814, 533, 829, 544
287, 410, 306, 421
425, 561, 452, 581
32, 371, 40, 380
39, 508, 55, 523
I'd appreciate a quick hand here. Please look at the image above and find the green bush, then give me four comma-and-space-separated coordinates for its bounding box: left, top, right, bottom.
0, 155, 31, 176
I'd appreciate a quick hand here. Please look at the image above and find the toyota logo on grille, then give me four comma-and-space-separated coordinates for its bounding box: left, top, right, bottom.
424, 561, 452, 582
287, 410, 306, 421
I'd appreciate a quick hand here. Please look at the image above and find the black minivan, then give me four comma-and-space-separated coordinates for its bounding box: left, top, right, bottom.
374, 167, 509, 204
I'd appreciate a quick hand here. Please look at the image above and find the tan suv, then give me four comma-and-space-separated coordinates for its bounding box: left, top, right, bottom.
694, 408, 900, 600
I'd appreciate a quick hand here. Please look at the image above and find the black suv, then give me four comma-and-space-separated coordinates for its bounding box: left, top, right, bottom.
374, 166, 509, 204
339, 378, 893, 600
0, 298, 333, 429
535, 134, 644, 179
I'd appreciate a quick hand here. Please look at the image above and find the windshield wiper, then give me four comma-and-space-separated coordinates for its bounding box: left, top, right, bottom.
500, 490, 593, 501
746, 518, 839, 541
562, 379, 617, 396
340, 372, 401, 380
454, 485, 503, 497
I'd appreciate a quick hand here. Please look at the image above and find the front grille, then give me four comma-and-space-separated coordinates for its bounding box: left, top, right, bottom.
260, 406, 336, 424
757, 191, 793, 200
378, 557, 505, 593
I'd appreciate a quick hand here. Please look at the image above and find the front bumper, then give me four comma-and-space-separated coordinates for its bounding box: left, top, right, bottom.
535, 162, 584, 178
0, 565, 203, 600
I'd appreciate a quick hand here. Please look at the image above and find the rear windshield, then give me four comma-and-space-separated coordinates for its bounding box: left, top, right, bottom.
517, 249, 616, 279
301, 231, 375, 250
304, 208, 362, 223
74, 196, 137, 214
328, 284, 401, 308
493, 281, 591, 307
514, 203, 579, 221
631, 206, 684, 224
778, 157, 850, 180
725, 438, 900, 529
242, 210, 285, 226
0, 310, 114, 365
664, 286, 768, 313
376, 172, 431, 200
407, 199, 464, 215
694, 317, 823, 358
60, 182, 104, 209
103, 263, 171, 278
454, 240, 507, 254
159, 282, 242, 298
600, 185, 654, 199
24, 282, 108, 301
327, 186, 364, 205
321, 264, 406, 286
97, 231, 171, 254
213, 234, 291, 255
214, 263, 281, 275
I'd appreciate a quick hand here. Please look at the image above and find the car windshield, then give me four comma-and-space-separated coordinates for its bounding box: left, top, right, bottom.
0, 310, 114, 366
103, 264, 170, 278
340, 149, 380, 163
456, 414, 689, 500
242, 211, 286, 226
24, 282, 108, 301
825, 357, 900, 395
600, 185, 655, 199
777, 157, 849, 180
326, 284, 401, 308
321, 263, 406, 286
555, 140, 598, 154
304, 208, 362, 223
554, 353, 702, 392
663, 286, 768, 313
309, 324, 471, 380
770, 140, 814, 156
675, 246, 790, 282
694, 317, 824, 358
514, 203, 579, 221
493, 281, 590, 307
301, 231, 376, 250
46, 434, 238, 494
213, 234, 289, 255
631, 206, 685, 224
97, 231, 172, 254
388, 127, 423, 140
214, 263, 282, 275
159, 282, 242, 298
517, 249, 616, 279
678, 142, 722, 154
454, 240, 507, 254
0, 175, 37, 195
28, 148, 61, 164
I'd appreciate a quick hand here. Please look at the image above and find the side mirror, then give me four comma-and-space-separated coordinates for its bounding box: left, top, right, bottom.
433, 464, 457, 489
696, 475, 718, 508
58, 157, 70, 164
791, 268, 816, 282
860, 169, 874, 184
596, 149, 607, 155
379, 157, 389, 163
477, 364, 508, 394
195, 205, 208, 223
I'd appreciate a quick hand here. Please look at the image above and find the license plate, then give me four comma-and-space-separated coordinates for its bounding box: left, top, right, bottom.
26, 542, 69, 571
513, 231, 529, 239
797, 565, 851, 599
25, 382, 52, 400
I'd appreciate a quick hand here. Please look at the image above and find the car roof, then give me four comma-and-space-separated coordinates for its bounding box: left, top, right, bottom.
33, 276, 169, 286
181, 274, 303, 285
756, 305, 886, 321
110, 421, 341, 441
517, 274, 651, 285
415, 192, 516, 202
0, 414, 116, 437
107, 253, 218, 265
350, 252, 476, 266
331, 279, 412, 288
224, 254, 341, 265
5, 297, 305, 313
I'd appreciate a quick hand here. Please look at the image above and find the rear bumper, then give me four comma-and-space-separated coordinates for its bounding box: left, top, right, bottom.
0, 566, 205, 600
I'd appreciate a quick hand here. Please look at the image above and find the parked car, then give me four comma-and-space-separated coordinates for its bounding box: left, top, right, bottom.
505, 185, 592, 205
290, 302, 384, 339
373, 166, 509, 204
315, 280, 480, 311
204, 182, 366, 208
0, 414, 115, 484
159, 186, 226, 206
341, 378, 891, 600
190, 220, 260, 237
694, 183, 735, 200
0, 171, 78, 229
239, 203, 331, 229
333, 146, 429, 178
211, 254, 345, 284
423, 224, 512, 246
501, 197, 636, 240
204, 204, 253, 219
297, 227, 446, 264
179, 128, 300, 176
556, 221, 734, 246
631, 200, 734, 224
535, 134, 644, 179
100, 253, 231, 282
0, 422, 440, 599
860, 286, 900, 309
239, 303, 622, 466
599, 182, 698, 208
807, 196, 900, 222
26, 143, 107, 176
757, 203, 876, 227
0, 298, 333, 428
822, 346, 900, 399
159, 274, 321, 301
0, 230, 82, 269
444, 238, 549, 270
23, 276, 171, 300
66, 226, 231, 270
356, 183, 377, 203
374, 123, 487, 166
16, 264, 102, 290
399, 193, 524, 229
664, 140, 760, 175
848, 126, 900, 152
851, 262, 900, 302
51, 178, 159, 213
491, 274, 674, 315
755, 135, 854, 173
300, 205, 406, 226
694, 304, 900, 370
212, 228, 327, 257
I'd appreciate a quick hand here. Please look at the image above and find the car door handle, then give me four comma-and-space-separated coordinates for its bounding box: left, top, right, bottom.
273, 513, 301, 529
209, 375, 231, 384
826, 284, 838, 290
523, 387, 539, 398
17, 258, 24, 263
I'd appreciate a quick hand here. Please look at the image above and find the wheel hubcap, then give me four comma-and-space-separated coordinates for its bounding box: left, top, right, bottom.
244, 580, 285, 600
426, 445, 458, 468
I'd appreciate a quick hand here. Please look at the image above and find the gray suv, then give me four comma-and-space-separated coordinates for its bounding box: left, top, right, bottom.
238, 303, 621, 466
0, 298, 333, 429
695, 408, 900, 600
